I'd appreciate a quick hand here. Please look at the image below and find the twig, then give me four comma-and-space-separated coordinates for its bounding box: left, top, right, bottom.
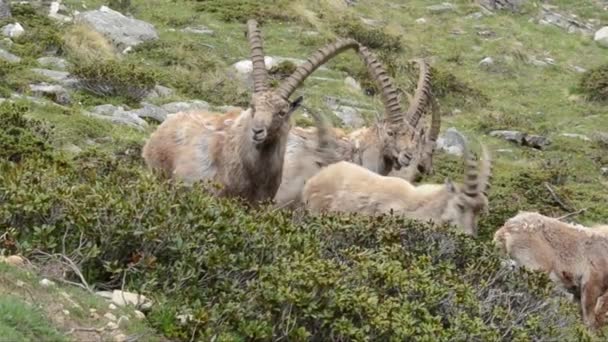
543, 182, 572, 212
556, 208, 588, 221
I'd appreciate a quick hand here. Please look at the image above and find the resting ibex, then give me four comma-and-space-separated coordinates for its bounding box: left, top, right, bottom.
274, 46, 440, 209
142, 20, 359, 203
492, 212, 608, 329
301, 142, 491, 236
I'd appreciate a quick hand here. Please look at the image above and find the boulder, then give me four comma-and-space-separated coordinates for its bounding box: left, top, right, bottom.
523, 134, 551, 149
427, 3, 456, 13
489, 130, 526, 144
145, 84, 174, 99
30, 68, 79, 87
131, 102, 168, 122
29, 83, 71, 105
594, 27, 608, 48
161, 100, 210, 114
1, 23, 24, 38
0, 48, 20, 63
537, 5, 594, 36
85, 104, 148, 130
111, 290, 152, 310
436, 127, 467, 156
75, 6, 158, 50
0, 0, 10, 20
37, 57, 68, 70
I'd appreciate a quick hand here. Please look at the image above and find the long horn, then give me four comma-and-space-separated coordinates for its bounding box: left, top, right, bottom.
246, 19, 268, 93
357, 45, 404, 125
276, 39, 360, 100
417, 96, 441, 174
405, 58, 432, 128
463, 142, 480, 197
307, 108, 331, 149
478, 144, 492, 195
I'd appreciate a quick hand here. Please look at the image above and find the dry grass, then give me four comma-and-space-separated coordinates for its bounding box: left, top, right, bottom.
63, 24, 117, 63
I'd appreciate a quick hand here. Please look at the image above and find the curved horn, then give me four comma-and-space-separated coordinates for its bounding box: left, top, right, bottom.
478, 144, 492, 195
417, 96, 441, 174
247, 19, 269, 93
357, 45, 404, 125
405, 58, 432, 128
276, 39, 360, 100
307, 108, 331, 149
463, 142, 480, 197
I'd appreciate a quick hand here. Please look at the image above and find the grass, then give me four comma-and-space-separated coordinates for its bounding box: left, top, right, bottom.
0, 295, 67, 342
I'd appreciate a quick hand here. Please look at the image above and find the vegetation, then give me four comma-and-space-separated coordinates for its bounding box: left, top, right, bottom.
0, 295, 67, 342
579, 64, 608, 103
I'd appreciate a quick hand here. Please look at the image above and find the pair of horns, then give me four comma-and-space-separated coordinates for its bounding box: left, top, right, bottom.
463, 143, 492, 197
246, 19, 359, 100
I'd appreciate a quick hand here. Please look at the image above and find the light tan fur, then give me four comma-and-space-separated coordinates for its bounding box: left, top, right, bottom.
301, 144, 491, 236
492, 212, 608, 329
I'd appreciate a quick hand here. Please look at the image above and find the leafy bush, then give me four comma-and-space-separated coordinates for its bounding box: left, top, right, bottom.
331, 15, 403, 54
7, 3, 64, 58
193, 0, 294, 23
0, 102, 54, 163
579, 64, 608, 102
69, 60, 157, 103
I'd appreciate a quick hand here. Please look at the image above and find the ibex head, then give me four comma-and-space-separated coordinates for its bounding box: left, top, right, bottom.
442, 143, 492, 235
358, 47, 436, 172
246, 20, 358, 145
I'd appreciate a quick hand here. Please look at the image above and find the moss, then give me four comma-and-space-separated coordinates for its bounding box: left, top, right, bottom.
579, 64, 608, 102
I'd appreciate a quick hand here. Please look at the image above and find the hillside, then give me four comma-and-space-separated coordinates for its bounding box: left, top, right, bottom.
1, 0, 607, 341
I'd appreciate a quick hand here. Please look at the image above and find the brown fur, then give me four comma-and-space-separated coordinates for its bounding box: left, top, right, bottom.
493, 212, 608, 329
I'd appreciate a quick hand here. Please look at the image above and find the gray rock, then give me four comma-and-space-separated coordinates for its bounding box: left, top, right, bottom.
145, 85, 174, 99
344, 76, 361, 92
601, 167, 608, 176
561, 133, 591, 141
62, 143, 83, 154
0, 0, 10, 20
466, 12, 484, 20
49, 1, 72, 22
161, 100, 210, 114
333, 105, 364, 128
37, 57, 68, 70
478, 0, 524, 12
29, 83, 71, 105
479, 56, 494, 66
131, 102, 168, 122
436, 127, 467, 156
427, 2, 456, 13
31, 68, 79, 87
415, 17, 427, 24
86, 104, 148, 130
75, 6, 158, 50
594, 27, 608, 48
571, 65, 587, 73
2, 23, 24, 38
360, 17, 382, 26
523, 134, 551, 149
490, 130, 526, 144
181, 26, 214, 35
537, 6, 594, 36
0, 48, 20, 63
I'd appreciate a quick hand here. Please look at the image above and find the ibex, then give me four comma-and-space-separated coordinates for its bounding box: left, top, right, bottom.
301, 142, 491, 236
274, 46, 440, 209
141, 20, 359, 203
492, 212, 608, 329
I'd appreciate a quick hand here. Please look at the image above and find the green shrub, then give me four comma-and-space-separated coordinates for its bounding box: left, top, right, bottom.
331, 15, 403, 54
8, 3, 64, 58
193, 0, 294, 23
0, 101, 54, 163
579, 64, 608, 102
69, 60, 157, 103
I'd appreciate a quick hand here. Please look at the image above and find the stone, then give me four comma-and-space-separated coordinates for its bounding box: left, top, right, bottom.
561, 133, 590, 141
145, 84, 174, 99
113, 334, 127, 342
111, 290, 151, 309
75, 6, 158, 50
109, 303, 117, 310
415, 17, 427, 24
37, 57, 68, 70
62, 144, 82, 154
0, 0, 10, 20
106, 322, 119, 330
601, 167, 608, 176
0, 48, 20, 63
131, 103, 169, 122
489, 130, 526, 144
360, 17, 382, 26
594, 27, 608, 48
181, 25, 214, 35
96, 291, 113, 299
2, 23, 24, 38
479, 56, 494, 67
466, 12, 484, 20
133, 310, 146, 320
344, 76, 361, 92
62, 310, 70, 316
333, 105, 364, 128
538, 6, 594, 36
104, 312, 117, 321
523, 134, 551, 149
85, 104, 148, 130
427, 3, 456, 13
478, 0, 524, 12
30, 68, 78, 87
176, 314, 193, 325
29, 83, 71, 105
571, 65, 587, 73
39, 279, 56, 287
436, 127, 467, 156
161, 100, 210, 114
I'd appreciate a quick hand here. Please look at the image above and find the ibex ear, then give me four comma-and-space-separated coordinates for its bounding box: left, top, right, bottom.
286, 96, 304, 117
445, 178, 456, 193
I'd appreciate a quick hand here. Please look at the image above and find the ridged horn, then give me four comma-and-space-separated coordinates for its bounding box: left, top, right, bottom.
307, 108, 331, 149
246, 19, 268, 93
417, 96, 441, 174
276, 39, 360, 100
463, 143, 480, 197
357, 45, 404, 125
478, 144, 492, 195
405, 58, 432, 128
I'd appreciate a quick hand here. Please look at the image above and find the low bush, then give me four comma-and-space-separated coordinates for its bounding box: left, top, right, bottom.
0, 104, 599, 341
579, 64, 608, 102
7, 3, 64, 58
193, 0, 295, 23
331, 15, 403, 54
69, 60, 157, 103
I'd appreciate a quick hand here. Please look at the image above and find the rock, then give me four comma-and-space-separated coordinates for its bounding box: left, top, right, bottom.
361, 17, 382, 26
145, 84, 174, 99
181, 25, 214, 35
111, 290, 151, 309
0, 0, 10, 20
537, 5, 594, 36
29, 83, 71, 105
37, 57, 68, 70
30, 68, 78, 87
232, 56, 329, 76
2, 23, 24, 38
344, 76, 361, 92
161, 100, 210, 114
437, 128, 467, 156
594, 27, 608, 48
451, 108, 462, 116
477, 30, 496, 38
117, 315, 130, 327
571, 65, 587, 73
490, 130, 526, 144
529, 57, 548, 67
61, 144, 82, 154
96, 291, 113, 299
106, 322, 119, 331
39, 279, 56, 287
131, 103, 168, 122
479, 56, 494, 67
427, 3, 456, 13
333, 105, 364, 128
176, 314, 193, 325
466, 12, 484, 20
49, 1, 72, 22
109, 303, 117, 310
561, 133, 590, 141
62, 310, 70, 316
133, 310, 146, 320
104, 312, 117, 321
415, 17, 427, 24
113, 334, 127, 342
601, 167, 608, 176
478, 0, 524, 12
75, 6, 158, 50
85, 104, 148, 130
523, 134, 551, 149
0, 48, 20, 63
2, 255, 25, 266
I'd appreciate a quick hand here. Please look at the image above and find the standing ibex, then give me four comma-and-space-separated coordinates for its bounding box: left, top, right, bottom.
141, 20, 359, 203
274, 46, 440, 209
301, 142, 491, 236
492, 212, 608, 329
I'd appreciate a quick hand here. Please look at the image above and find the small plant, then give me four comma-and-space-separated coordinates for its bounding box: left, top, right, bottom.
63, 24, 116, 63
193, 0, 294, 23
0, 101, 54, 163
70, 60, 157, 102
8, 3, 63, 58
331, 15, 403, 53
579, 64, 608, 102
